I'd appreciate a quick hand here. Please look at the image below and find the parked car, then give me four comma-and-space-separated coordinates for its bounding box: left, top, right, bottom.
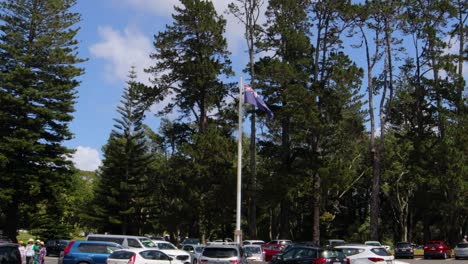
325, 239, 346, 248
243, 240, 265, 246
46, 239, 70, 256
262, 244, 282, 262
423, 240, 452, 259
106, 248, 173, 264
0, 242, 22, 264
152, 240, 191, 264
243, 245, 264, 262
199, 244, 246, 264
59, 240, 125, 264
182, 245, 204, 264
270, 244, 348, 264
364, 241, 390, 252
394, 242, 413, 259
181, 238, 201, 247
454, 242, 468, 260
0, 236, 12, 244
335, 244, 395, 264
87, 234, 156, 249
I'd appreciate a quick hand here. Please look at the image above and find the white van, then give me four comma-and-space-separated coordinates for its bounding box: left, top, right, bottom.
86, 234, 157, 249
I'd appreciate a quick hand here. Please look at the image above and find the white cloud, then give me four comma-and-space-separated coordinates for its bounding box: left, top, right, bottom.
89, 25, 153, 85
71, 146, 102, 171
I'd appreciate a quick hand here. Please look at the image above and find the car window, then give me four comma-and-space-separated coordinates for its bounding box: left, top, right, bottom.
140, 250, 170, 260
338, 248, 364, 256
0, 246, 21, 264
371, 248, 390, 256
78, 244, 108, 254
320, 249, 344, 258
282, 248, 298, 260
109, 251, 135, 259
183, 245, 194, 251
157, 243, 177, 250
396, 243, 411, 248
297, 248, 317, 258
456, 243, 468, 248
244, 247, 261, 254
203, 248, 238, 258
195, 247, 204, 253
140, 238, 156, 248
127, 239, 142, 248
88, 237, 124, 245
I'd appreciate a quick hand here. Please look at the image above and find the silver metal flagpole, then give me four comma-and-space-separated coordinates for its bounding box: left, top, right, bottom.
235, 76, 243, 244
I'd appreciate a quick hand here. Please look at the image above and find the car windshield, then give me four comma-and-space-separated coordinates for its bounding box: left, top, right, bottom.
183, 239, 200, 245
366, 242, 381, 246
397, 243, 411, 248
195, 247, 204, 253
140, 239, 157, 248
203, 248, 238, 258
456, 243, 468, 248
338, 248, 364, 256
244, 247, 262, 254
157, 243, 177, 250
320, 249, 345, 258
371, 248, 391, 256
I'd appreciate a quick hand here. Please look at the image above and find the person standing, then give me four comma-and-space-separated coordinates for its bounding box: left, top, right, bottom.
18, 241, 26, 264
33, 240, 40, 264
463, 235, 467, 243
38, 242, 47, 264
25, 239, 35, 264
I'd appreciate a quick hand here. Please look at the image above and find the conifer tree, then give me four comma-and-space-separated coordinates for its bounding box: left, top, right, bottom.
91, 68, 153, 234
146, 0, 233, 133
0, 0, 84, 240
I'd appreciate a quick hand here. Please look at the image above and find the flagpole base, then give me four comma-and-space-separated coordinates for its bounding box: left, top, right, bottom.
234, 229, 242, 244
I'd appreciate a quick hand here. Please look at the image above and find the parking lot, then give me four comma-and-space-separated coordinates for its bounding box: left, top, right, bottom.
44, 256, 468, 264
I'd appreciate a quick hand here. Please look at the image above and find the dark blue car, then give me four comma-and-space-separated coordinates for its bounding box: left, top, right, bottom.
60, 240, 125, 264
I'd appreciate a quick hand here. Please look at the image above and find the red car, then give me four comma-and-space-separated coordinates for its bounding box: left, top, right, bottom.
262, 240, 292, 261
423, 240, 452, 259
262, 244, 282, 262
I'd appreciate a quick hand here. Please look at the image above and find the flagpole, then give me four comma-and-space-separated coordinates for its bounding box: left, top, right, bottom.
235, 76, 243, 244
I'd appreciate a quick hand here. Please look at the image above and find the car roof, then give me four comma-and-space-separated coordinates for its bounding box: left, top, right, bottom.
73, 240, 121, 245
87, 234, 149, 239
113, 248, 162, 253
205, 243, 240, 248
335, 244, 379, 248
243, 245, 262, 248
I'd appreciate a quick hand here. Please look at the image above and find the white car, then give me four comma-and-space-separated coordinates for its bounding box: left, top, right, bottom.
106, 248, 173, 264
152, 240, 191, 264
335, 244, 395, 264
364, 241, 390, 252
242, 240, 265, 245
182, 245, 205, 264
243, 245, 264, 262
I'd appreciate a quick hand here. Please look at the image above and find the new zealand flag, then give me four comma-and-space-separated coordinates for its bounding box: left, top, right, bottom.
244, 84, 273, 119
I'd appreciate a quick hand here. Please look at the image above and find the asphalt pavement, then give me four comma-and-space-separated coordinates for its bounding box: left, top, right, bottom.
44, 256, 468, 264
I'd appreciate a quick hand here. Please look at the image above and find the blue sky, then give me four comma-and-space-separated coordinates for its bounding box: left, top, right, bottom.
68, 0, 467, 171
68, 0, 253, 171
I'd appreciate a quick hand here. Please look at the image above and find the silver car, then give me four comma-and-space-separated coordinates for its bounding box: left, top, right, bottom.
455, 242, 468, 260
199, 244, 247, 264
243, 245, 264, 262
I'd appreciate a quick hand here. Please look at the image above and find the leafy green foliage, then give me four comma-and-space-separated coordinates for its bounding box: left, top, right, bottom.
0, 0, 84, 241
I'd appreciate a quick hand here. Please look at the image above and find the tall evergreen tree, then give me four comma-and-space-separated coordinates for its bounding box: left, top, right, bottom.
146, 0, 233, 133
91, 68, 153, 235
0, 0, 84, 240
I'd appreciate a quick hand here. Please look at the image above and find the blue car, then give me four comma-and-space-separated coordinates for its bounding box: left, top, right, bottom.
60, 240, 125, 264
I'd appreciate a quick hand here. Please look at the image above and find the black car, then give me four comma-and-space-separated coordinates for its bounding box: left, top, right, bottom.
270, 245, 348, 264
45, 239, 70, 256
0, 243, 22, 264
394, 242, 414, 259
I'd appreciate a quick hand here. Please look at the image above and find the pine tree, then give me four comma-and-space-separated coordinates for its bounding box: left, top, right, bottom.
146, 0, 233, 133
0, 0, 84, 240
91, 68, 153, 234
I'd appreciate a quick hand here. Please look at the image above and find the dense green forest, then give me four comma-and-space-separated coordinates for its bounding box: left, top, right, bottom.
0, 0, 466, 247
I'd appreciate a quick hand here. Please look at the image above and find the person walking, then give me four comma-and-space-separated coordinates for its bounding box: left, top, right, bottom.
18, 241, 26, 264
25, 238, 35, 264
38, 242, 47, 264
33, 240, 40, 264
